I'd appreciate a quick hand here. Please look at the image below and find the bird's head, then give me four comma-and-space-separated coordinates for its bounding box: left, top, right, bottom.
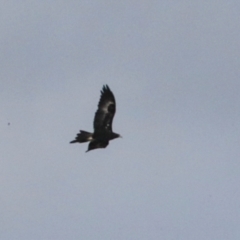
112, 133, 122, 139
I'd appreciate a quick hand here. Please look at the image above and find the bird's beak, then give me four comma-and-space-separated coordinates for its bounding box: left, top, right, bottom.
119, 135, 123, 138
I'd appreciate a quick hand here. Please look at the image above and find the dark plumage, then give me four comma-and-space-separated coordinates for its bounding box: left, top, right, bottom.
70, 85, 121, 152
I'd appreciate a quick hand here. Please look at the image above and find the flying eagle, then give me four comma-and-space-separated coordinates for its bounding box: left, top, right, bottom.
70, 85, 121, 152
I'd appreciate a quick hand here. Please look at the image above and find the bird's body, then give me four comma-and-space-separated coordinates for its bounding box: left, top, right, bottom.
70, 85, 121, 152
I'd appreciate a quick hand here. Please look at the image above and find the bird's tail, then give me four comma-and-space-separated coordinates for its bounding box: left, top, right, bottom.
70, 130, 93, 144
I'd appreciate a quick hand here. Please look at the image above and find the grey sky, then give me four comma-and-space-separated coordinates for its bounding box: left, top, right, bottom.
1, 1, 240, 239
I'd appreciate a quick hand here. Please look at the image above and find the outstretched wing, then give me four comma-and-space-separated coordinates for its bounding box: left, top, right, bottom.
94, 85, 116, 132
86, 140, 109, 152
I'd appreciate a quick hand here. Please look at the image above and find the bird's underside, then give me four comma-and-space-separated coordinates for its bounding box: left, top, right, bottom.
70, 130, 110, 152
70, 85, 121, 152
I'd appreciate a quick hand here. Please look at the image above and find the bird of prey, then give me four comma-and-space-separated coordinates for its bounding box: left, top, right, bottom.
70, 85, 121, 152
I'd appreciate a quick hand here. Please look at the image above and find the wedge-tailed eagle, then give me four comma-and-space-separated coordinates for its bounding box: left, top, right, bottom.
70, 85, 121, 152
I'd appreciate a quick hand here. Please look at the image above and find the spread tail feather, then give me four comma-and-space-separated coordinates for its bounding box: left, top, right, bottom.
70, 130, 93, 144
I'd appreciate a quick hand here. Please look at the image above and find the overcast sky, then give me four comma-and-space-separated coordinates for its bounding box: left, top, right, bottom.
1, 1, 240, 240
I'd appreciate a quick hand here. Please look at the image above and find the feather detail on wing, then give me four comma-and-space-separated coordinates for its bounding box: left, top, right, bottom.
94, 85, 116, 132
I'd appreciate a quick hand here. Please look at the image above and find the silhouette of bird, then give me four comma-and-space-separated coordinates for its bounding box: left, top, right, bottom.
70, 85, 121, 152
